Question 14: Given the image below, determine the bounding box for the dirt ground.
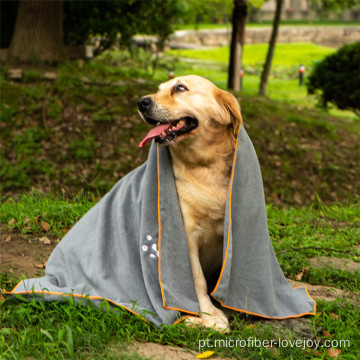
[0,229,58,279]
[1,229,359,359]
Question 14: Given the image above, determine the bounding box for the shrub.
[307,41,360,116]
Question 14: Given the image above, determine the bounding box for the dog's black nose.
[137,97,153,112]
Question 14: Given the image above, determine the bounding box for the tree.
[258,0,283,95]
[8,0,66,64]
[228,0,248,91]
[307,42,360,116]
[0,0,19,49]
[4,0,181,64]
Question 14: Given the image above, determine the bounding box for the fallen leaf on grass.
[308,349,321,356]
[34,263,46,269]
[8,218,15,226]
[62,228,70,234]
[22,225,33,233]
[294,192,302,204]
[246,324,256,329]
[330,313,339,320]
[265,345,279,357]
[5,235,12,242]
[196,351,215,359]
[327,348,341,358]
[295,267,309,281]
[322,330,333,338]
[41,221,50,232]
[39,236,51,245]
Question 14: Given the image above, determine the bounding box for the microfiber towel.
[5,127,316,326]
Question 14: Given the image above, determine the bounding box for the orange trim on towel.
[173,315,200,325]
[211,284,316,319]
[302,284,317,315]
[3,282,153,325]
[209,134,316,319]
[210,136,239,296]
[156,145,201,317]
[156,145,166,306]
[211,293,316,319]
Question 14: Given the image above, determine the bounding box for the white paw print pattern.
[142,234,159,259]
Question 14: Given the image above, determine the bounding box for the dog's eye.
[174,84,188,92]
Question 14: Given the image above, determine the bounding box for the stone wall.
[168,26,360,49]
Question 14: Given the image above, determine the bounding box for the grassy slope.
[1,45,359,358]
[1,49,359,205]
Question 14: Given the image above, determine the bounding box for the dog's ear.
[215,89,242,137]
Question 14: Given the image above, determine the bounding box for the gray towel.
[5,127,316,326]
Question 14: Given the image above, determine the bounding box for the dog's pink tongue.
[139,123,171,148]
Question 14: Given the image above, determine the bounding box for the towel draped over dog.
[6,127,316,326]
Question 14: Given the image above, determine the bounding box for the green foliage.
[178,0,233,27]
[310,0,360,17]
[63,0,183,52]
[307,42,360,115]
[177,0,264,27]
[1,0,182,53]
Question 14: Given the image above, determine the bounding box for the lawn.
[167,43,335,67]
[1,193,359,359]
[163,43,356,118]
[1,45,358,203]
[175,20,360,30]
[1,43,359,359]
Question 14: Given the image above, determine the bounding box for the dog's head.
[138,75,242,148]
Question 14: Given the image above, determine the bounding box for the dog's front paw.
[201,307,230,332]
[184,307,230,333]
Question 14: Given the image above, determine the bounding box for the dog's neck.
[168,127,235,172]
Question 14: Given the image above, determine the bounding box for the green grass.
[1,193,359,359]
[175,20,360,30]
[1,295,359,359]
[163,43,358,119]
[167,43,335,67]
[0,191,96,237]
[267,200,360,291]
[1,193,359,291]
[1,48,358,201]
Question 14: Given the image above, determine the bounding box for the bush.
[306,41,360,115]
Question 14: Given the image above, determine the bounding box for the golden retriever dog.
[137,75,242,331]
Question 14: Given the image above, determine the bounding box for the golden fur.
[139,75,242,331]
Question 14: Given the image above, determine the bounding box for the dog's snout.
[137,97,153,112]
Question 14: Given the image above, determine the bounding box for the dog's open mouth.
[139,116,198,148]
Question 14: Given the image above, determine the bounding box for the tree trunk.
[228,0,248,91]
[258,0,284,95]
[8,0,65,64]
